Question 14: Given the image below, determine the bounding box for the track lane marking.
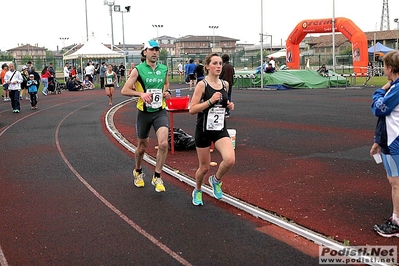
[55,102,192,266]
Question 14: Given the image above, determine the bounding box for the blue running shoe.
[192,189,203,206]
[208,175,223,199]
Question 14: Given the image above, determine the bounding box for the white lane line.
[55,102,192,266]
[106,99,389,266]
[0,100,85,266]
[0,244,9,266]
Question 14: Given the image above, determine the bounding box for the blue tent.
[368,42,394,54]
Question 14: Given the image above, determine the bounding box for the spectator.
[26,74,39,109]
[85,61,95,82]
[186,59,197,90]
[119,62,126,83]
[83,75,95,90]
[48,62,56,77]
[111,62,120,87]
[26,61,33,74]
[177,60,183,84]
[100,62,107,89]
[265,63,275,73]
[268,56,276,69]
[184,60,189,84]
[63,63,70,82]
[219,54,235,117]
[41,66,52,96]
[70,66,77,78]
[94,63,100,84]
[317,64,329,76]
[4,62,23,113]
[20,66,30,100]
[364,61,375,87]
[370,50,399,238]
[1,64,10,101]
[128,62,135,77]
[30,66,41,90]
[194,59,205,83]
[67,76,82,91]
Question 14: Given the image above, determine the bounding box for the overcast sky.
[2,0,399,51]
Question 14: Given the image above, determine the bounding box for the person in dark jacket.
[219,54,235,117]
[193,59,205,83]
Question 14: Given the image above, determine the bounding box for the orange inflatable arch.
[286,17,368,73]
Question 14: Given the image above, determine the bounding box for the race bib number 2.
[146,89,163,109]
[206,106,225,131]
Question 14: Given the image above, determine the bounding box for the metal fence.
[1,52,382,78]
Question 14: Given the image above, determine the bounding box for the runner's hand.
[227,101,234,111]
[370,143,381,157]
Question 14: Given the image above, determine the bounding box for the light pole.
[114,5,131,51]
[332,0,336,72]
[85,0,89,41]
[260,0,264,89]
[395,18,399,49]
[104,0,115,50]
[152,24,163,38]
[209,26,219,49]
[60,37,69,51]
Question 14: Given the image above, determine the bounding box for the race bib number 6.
[206,106,225,131]
[146,89,163,109]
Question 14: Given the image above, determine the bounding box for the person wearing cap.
[26,74,38,109]
[121,39,171,193]
[269,56,276,70]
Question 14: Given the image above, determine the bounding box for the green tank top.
[135,62,168,112]
[105,71,115,85]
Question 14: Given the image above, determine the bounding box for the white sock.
[392,213,399,225]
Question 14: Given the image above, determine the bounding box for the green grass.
[354,76,389,87]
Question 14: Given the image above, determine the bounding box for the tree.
[159,49,168,63]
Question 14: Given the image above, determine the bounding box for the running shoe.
[151,175,165,192]
[133,169,145,188]
[42,91,47,96]
[192,189,203,206]
[208,175,223,199]
[25,96,30,100]
[374,218,399,237]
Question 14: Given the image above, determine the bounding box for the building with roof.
[174,35,240,57]
[306,30,398,56]
[6,44,47,59]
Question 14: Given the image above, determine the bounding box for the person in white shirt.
[63,63,70,83]
[85,61,95,83]
[4,63,23,113]
[177,60,183,83]
[269,56,276,68]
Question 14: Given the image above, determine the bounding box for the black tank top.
[196,79,228,132]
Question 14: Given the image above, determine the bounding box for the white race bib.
[146,89,163,109]
[206,106,225,131]
[106,78,113,84]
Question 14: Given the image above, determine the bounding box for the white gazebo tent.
[63,37,124,78]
